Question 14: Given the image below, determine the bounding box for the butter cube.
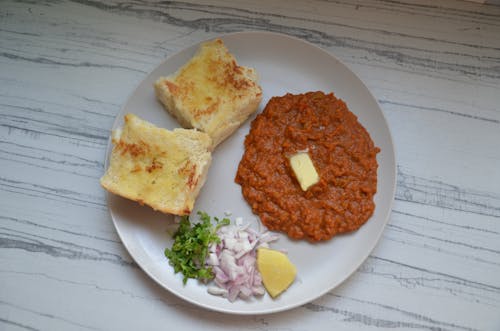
[289,151,319,191]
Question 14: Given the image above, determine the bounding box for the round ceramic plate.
[105,31,396,315]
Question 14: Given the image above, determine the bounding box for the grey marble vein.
[1,0,499,330]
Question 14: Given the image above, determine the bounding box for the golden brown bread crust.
[154,38,262,148]
[100,114,212,215]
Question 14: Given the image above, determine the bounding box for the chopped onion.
[205,221,279,301]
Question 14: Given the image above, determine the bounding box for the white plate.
[105,31,396,315]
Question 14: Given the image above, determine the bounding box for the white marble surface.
[1,0,499,330]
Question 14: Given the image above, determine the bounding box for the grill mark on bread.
[116,140,149,157]
[193,99,220,119]
[178,160,198,189]
[226,61,253,90]
[207,57,252,91]
[145,158,163,173]
[187,164,198,189]
[165,80,179,95]
[131,164,142,173]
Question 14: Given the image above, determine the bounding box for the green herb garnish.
[164,211,230,284]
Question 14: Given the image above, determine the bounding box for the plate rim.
[104,30,397,315]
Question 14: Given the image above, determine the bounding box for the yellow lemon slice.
[257,248,297,298]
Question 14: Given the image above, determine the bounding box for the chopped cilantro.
[164,211,230,284]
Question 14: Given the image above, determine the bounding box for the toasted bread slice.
[100,113,212,215]
[154,38,262,148]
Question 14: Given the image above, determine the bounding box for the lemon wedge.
[257,248,297,298]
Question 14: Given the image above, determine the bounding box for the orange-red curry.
[235,91,380,242]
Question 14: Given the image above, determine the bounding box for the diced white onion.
[205,221,278,302]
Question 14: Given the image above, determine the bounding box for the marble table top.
[1,0,499,330]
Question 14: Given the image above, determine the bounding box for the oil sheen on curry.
[235,91,380,242]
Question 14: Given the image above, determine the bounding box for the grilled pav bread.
[154,39,262,148]
[100,114,212,215]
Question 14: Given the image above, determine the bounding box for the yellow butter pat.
[289,151,319,191]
